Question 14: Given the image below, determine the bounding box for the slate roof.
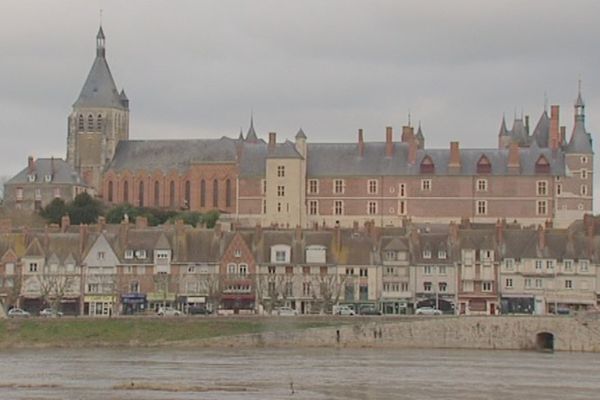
[566,116,593,153]
[6,158,86,186]
[107,138,238,172]
[532,111,550,148]
[73,29,126,110]
[266,141,303,159]
[305,143,565,177]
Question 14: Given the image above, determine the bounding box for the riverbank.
[0,316,345,349]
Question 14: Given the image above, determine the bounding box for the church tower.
[66,26,129,194]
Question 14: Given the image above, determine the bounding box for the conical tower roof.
[245,115,258,142]
[73,27,125,110]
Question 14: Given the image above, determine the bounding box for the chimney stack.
[408,138,417,164]
[560,126,566,145]
[385,126,394,157]
[401,125,414,142]
[268,132,276,150]
[27,156,35,173]
[495,219,504,245]
[61,215,70,232]
[507,142,520,173]
[358,129,365,157]
[537,224,545,250]
[549,105,560,150]
[525,115,530,134]
[448,141,461,173]
[135,216,148,229]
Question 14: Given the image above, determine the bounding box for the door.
[490,303,496,315]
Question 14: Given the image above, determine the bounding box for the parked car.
[359,305,382,315]
[8,308,30,318]
[189,306,212,315]
[276,306,298,316]
[415,307,442,316]
[157,307,181,316]
[334,305,355,316]
[39,308,64,317]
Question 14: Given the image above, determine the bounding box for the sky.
[1,0,599,209]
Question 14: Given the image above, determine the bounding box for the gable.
[83,234,120,267]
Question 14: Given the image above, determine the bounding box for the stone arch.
[535,331,554,351]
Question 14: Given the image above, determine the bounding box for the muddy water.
[0,347,599,399]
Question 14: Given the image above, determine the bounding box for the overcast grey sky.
[1,0,599,209]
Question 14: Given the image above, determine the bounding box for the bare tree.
[3,273,23,310]
[314,272,347,314]
[37,269,78,312]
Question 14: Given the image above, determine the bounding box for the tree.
[39,198,67,224]
[37,268,78,312]
[202,210,220,228]
[67,192,103,224]
[105,203,139,224]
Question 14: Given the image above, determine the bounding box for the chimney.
[401,125,414,142]
[358,129,365,157]
[215,222,222,238]
[119,220,129,248]
[135,216,148,229]
[507,142,520,173]
[408,138,417,164]
[79,224,88,257]
[549,105,560,150]
[385,126,394,157]
[97,216,106,232]
[335,222,342,251]
[449,221,459,243]
[495,219,504,245]
[61,215,70,232]
[537,225,545,250]
[525,115,530,134]
[50,156,55,176]
[560,126,566,145]
[268,132,276,151]
[27,156,35,173]
[448,142,461,173]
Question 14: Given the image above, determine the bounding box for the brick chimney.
[495,219,504,245]
[268,132,276,151]
[27,156,35,173]
[507,142,520,173]
[449,221,459,243]
[119,220,129,248]
[135,216,148,229]
[61,215,70,232]
[385,127,394,157]
[448,141,461,173]
[358,129,365,157]
[560,126,566,145]
[401,125,414,142]
[537,224,545,250]
[549,105,560,150]
[408,138,417,164]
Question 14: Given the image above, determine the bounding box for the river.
[0,347,599,399]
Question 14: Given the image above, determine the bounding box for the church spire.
[96,25,106,58]
[245,113,258,143]
[566,83,592,153]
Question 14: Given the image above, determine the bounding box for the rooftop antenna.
[543,91,548,113]
[99,8,103,26]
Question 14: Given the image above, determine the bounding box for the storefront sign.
[84,295,115,303]
[186,296,206,303]
[147,292,176,302]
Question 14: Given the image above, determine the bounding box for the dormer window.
[44,174,52,183]
[135,250,147,259]
[476,155,492,174]
[27,174,36,182]
[420,155,435,174]
[423,249,432,259]
[234,249,242,258]
[535,155,550,174]
[124,250,134,259]
[438,250,447,259]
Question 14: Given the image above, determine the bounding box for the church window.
[123,181,129,203]
[200,179,206,207]
[213,180,219,208]
[87,114,94,130]
[154,181,160,207]
[476,155,491,174]
[138,181,144,207]
[97,114,103,130]
[107,181,113,202]
[420,155,435,174]
[78,114,84,130]
[226,179,232,208]
[184,181,191,209]
[169,181,176,207]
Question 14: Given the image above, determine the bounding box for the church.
[5,27,594,229]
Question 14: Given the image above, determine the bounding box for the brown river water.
[0,347,599,399]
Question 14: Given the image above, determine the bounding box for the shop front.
[221,293,255,313]
[381,299,412,315]
[178,296,208,314]
[121,292,147,315]
[147,292,177,312]
[417,295,455,314]
[83,295,115,317]
[500,295,534,314]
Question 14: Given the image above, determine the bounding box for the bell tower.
[67,26,129,194]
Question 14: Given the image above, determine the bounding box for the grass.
[0,317,342,348]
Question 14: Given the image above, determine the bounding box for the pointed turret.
[566,87,593,153]
[532,110,550,147]
[415,122,425,149]
[498,115,509,137]
[73,26,125,109]
[295,128,307,140]
[119,89,129,109]
[245,115,258,143]
[238,127,244,140]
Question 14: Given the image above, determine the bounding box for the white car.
[334,305,355,316]
[157,307,181,316]
[8,308,30,318]
[276,307,298,316]
[415,307,442,316]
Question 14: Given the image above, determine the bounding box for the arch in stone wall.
[535,331,554,351]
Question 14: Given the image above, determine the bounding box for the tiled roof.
[6,158,86,186]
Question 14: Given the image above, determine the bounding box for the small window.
[423,282,432,292]
[227,263,237,275]
[505,278,513,288]
[476,179,488,192]
[261,179,266,195]
[136,250,147,259]
[78,114,84,130]
[399,183,406,197]
[334,200,344,215]
[536,181,547,196]
[367,201,377,215]
[476,200,487,215]
[124,250,134,259]
[581,185,588,196]
[398,200,407,215]
[277,165,285,177]
[581,170,588,179]
[44,174,52,183]
[239,264,248,276]
[421,179,432,191]
[504,259,514,269]
[87,114,94,130]
[368,180,378,194]
[97,114,103,130]
[275,251,286,263]
[97,251,105,261]
[423,250,431,259]
[564,260,573,271]
[334,179,344,194]
[27,174,36,182]
[234,249,242,258]
[535,155,550,174]
[565,279,573,289]
[438,265,447,274]
[438,250,447,259]
[556,184,562,195]
[581,156,588,164]
[535,260,543,270]
[580,260,589,272]
[308,200,318,215]
[277,185,285,197]
[537,200,547,215]
[438,282,447,292]
[482,281,493,292]
[29,262,38,273]
[308,179,319,194]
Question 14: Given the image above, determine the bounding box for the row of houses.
[1,215,599,317]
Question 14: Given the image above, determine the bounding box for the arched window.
[87,114,94,130]
[169,180,176,208]
[200,179,206,208]
[78,114,84,131]
[97,114,103,130]
[107,181,113,202]
[225,179,232,208]
[476,155,492,174]
[123,181,129,203]
[213,179,219,208]
[535,155,550,174]
[420,155,435,174]
[138,181,145,207]
[154,180,160,207]
[184,181,191,209]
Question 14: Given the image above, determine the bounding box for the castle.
[6,27,594,229]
